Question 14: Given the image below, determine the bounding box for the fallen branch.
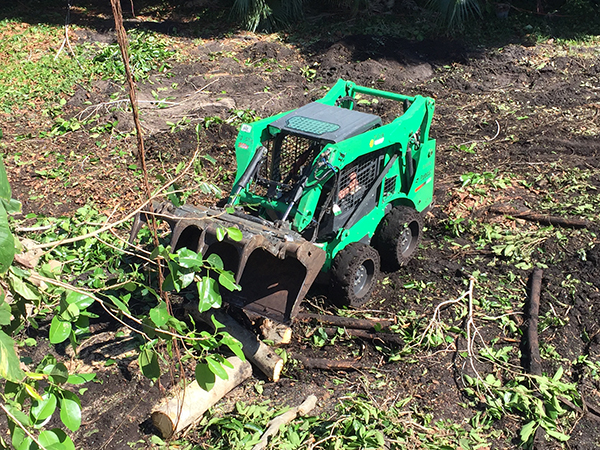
[525,268,545,448]
[188,307,284,382]
[296,312,395,330]
[526,268,543,377]
[151,356,252,438]
[489,205,593,229]
[251,395,318,450]
[323,327,405,346]
[295,355,363,371]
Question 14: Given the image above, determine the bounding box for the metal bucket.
[131,202,326,323]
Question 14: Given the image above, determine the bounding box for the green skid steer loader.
[131,79,435,323]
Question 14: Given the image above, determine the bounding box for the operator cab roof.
[268,102,382,143]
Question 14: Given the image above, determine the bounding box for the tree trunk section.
[188,307,284,382]
[151,356,252,438]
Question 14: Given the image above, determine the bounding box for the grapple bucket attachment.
[131,203,326,323]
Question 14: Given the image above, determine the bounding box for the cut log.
[251,394,318,450]
[151,356,252,439]
[489,205,593,229]
[259,318,292,346]
[187,306,284,382]
[295,355,363,371]
[526,268,543,377]
[525,268,545,449]
[296,312,395,330]
[323,327,405,346]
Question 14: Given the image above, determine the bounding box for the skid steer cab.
[131,79,435,324]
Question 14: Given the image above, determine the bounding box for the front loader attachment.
[130,202,326,323]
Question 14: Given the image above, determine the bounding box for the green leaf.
[49,316,72,344]
[211,315,226,330]
[0,203,14,273]
[60,391,82,432]
[162,272,176,292]
[5,198,21,215]
[31,392,58,423]
[7,410,30,450]
[107,294,131,315]
[138,348,160,380]
[8,272,39,301]
[216,227,226,241]
[520,420,537,443]
[67,373,96,384]
[179,271,196,290]
[0,330,26,381]
[38,428,76,450]
[544,427,570,441]
[150,302,170,328]
[207,253,224,270]
[177,248,204,269]
[49,363,69,384]
[195,362,216,391]
[553,366,564,382]
[226,227,243,241]
[197,277,222,313]
[0,297,12,325]
[0,157,12,201]
[123,281,137,292]
[206,355,229,380]
[60,302,80,322]
[65,291,95,309]
[220,333,245,361]
[219,271,241,292]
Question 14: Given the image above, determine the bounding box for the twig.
[324,327,405,346]
[189,78,220,95]
[456,120,501,147]
[54,0,83,69]
[27,273,216,343]
[251,395,318,450]
[14,224,55,233]
[0,403,48,450]
[296,312,395,330]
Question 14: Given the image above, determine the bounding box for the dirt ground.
[3,11,600,450]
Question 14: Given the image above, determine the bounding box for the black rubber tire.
[374,206,423,271]
[330,243,380,308]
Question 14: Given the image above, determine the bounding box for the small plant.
[300,64,317,82]
[166,116,191,133]
[463,368,580,446]
[227,108,260,127]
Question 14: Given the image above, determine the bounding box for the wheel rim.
[399,226,412,255]
[353,261,373,297]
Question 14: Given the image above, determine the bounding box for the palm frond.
[231,0,305,32]
[427,0,482,30]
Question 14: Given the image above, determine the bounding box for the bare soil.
[2,14,600,450]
